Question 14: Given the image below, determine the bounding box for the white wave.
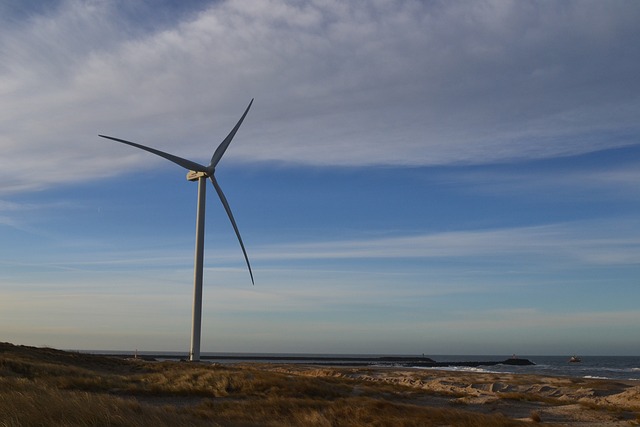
[412,366,503,374]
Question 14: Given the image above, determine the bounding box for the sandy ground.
[264,364,640,426]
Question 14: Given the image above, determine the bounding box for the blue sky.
[1,0,639,356]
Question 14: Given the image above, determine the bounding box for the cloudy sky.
[1,0,639,356]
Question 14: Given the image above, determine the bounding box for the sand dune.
[267,364,640,426]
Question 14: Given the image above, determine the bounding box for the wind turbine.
[99,99,254,362]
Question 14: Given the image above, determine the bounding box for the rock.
[501,358,535,366]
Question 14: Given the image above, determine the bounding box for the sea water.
[413,355,640,381]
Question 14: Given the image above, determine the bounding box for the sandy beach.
[264,364,640,426]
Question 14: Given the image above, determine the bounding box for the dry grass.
[497,392,564,405]
[198,396,526,426]
[0,342,536,426]
[0,379,208,427]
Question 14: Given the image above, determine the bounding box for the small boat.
[569,355,582,363]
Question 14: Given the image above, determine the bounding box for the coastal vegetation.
[1,342,638,426]
[0,343,521,426]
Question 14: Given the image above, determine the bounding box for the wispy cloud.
[253,219,640,266]
[1,0,639,194]
[9,217,636,274]
[429,161,640,199]
[0,199,77,230]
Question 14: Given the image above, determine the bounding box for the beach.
[264,363,640,426]
[1,342,639,426]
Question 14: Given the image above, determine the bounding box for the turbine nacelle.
[187,170,209,181]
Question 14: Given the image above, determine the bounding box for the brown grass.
[497,392,564,405]
[0,379,208,427]
[0,342,536,426]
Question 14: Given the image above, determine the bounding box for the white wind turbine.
[99,99,254,362]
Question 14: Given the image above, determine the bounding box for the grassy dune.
[0,342,531,426]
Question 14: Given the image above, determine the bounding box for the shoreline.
[104,352,640,382]
[105,352,536,368]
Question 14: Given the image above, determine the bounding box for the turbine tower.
[99,99,254,362]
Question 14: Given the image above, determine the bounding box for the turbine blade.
[209,99,254,168]
[210,176,254,285]
[99,135,208,173]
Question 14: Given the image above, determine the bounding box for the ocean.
[413,355,640,382]
[101,351,640,382]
